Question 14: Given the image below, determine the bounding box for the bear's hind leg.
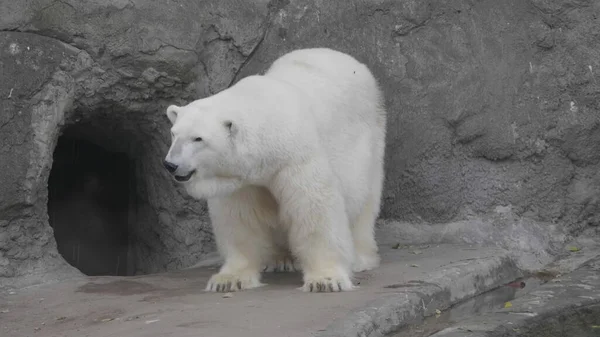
[351,195,381,272]
[262,249,300,273]
[205,187,277,292]
[352,144,384,272]
[262,228,300,273]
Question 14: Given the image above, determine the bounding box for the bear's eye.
[194,137,203,142]
[224,121,233,129]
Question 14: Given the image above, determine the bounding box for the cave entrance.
[48,131,134,276]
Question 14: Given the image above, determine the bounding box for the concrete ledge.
[428,257,600,337]
[0,244,526,337]
[318,255,522,337]
[4,241,597,337]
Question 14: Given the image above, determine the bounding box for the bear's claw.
[301,275,355,293]
[263,256,300,273]
[205,272,265,292]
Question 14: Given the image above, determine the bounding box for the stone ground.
[1,2,599,335]
[0,244,520,337]
[3,0,600,286]
[2,240,599,337]
[427,256,600,337]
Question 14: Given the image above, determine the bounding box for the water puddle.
[389,276,549,337]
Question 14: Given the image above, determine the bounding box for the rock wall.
[1,0,599,287]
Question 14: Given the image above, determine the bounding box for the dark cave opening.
[48,134,134,276]
[45,110,208,277]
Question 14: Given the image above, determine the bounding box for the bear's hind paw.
[352,253,381,272]
[205,271,265,292]
[263,256,300,273]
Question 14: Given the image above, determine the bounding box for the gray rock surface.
[0,0,272,286]
[238,0,600,225]
[427,256,600,337]
[0,244,530,337]
[1,0,599,287]
[1,242,597,337]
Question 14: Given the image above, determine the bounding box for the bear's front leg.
[205,187,278,292]
[269,159,356,292]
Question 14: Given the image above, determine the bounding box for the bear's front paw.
[263,255,300,273]
[301,272,355,293]
[205,271,265,292]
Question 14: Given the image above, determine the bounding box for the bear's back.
[265,48,383,124]
[265,49,386,210]
[264,48,383,146]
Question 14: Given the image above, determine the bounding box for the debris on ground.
[532,269,561,282]
[506,281,526,289]
[393,244,432,251]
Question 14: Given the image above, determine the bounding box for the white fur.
[164,48,387,293]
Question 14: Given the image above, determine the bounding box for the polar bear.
[163,48,386,292]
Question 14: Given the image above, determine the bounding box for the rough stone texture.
[0,0,271,286]
[0,32,80,281]
[317,251,524,337]
[428,256,600,337]
[0,244,527,337]
[1,0,600,287]
[238,0,600,227]
[0,238,597,337]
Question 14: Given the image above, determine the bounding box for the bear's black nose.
[163,160,178,173]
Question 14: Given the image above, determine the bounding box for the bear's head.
[163,101,244,199]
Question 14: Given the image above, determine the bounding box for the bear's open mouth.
[174,170,196,182]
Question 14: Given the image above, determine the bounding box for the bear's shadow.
[261,271,303,287]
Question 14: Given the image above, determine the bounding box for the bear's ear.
[224,120,237,136]
[166,105,180,124]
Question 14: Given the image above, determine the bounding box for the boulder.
[1,0,599,287]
